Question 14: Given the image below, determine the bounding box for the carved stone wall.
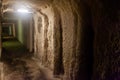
[2,0,120,80]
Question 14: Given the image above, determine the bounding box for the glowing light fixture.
[17,8,30,13]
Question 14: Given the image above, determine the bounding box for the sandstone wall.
[34,0,94,80]
[2,0,120,80]
[54,0,94,80]
[34,5,54,70]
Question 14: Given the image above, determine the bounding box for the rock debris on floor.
[0,38,61,80]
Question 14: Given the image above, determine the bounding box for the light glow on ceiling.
[17,9,30,13]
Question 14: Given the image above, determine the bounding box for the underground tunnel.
[0,0,120,80]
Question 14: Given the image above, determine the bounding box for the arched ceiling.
[2,0,53,13]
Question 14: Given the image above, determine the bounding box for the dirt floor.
[0,38,61,80]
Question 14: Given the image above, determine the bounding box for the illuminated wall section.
[17,18,24,44]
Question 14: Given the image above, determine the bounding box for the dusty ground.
[0,39,61,80]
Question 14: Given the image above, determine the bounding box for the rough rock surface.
[91,1,120,80]
[1,0,120,80]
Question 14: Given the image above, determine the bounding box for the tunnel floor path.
[1,38,60,80]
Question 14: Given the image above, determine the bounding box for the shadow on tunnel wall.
[74,2,94,80]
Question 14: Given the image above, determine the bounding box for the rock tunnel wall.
[53,1,94,80]
[34,5,54,69]
[34,0,94,80]
[34,0,120,80]
[1,0,120,80]
[91,1,120,80]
